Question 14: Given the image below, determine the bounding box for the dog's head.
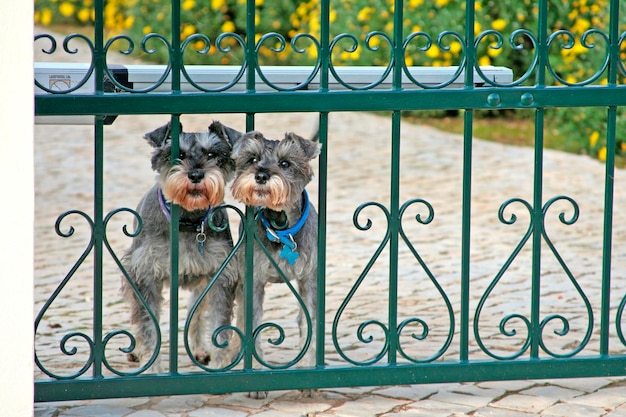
[230,131,321,211]
[144,121,242,211]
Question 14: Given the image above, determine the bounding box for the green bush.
[35,0,626,161]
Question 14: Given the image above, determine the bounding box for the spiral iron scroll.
[35,205,248,378]
[332,198,453,366]
[474,196,593,360]
[37,26,626,92]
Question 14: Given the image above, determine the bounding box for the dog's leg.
[296,273,318,397]
[190,269,237,369]
[186,282,212,366]
[234,278,269,399]
[124,276,164,373]
[297,274,317,368]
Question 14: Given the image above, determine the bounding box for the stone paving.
[34,28,626,416]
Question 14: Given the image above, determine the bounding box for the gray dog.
[230,129,321,377]
[121,121,239,373]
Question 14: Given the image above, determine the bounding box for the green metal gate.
[34,0,626,402]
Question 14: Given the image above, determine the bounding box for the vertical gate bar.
[168,0,182,374]
[459,0,475,363]
[601,107,616,356]
[316,112,328,367]
[530,110,544,359]
[171,0,181,94]
[93,117,105,378]
[599,0,620,356]
[529,0,548,359]
[386,0,404,364]
[316,0,330,368]
[388,111,401,364]
[319,0,330,93]
[169,115,181,374]
[243,0,257,371]
[92,0,105,379]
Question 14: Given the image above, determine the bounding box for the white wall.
[0,1,35,416]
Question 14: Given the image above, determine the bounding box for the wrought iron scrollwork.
[34,34,95,94]
[474,196,593,360]
[34,210,95,379]
[329,32,393,90]
[184,205,245,372]
[547,29,610,86]
[333,199,450,365]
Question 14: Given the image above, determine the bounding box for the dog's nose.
[188,170,205,183]
[255,170,270,184]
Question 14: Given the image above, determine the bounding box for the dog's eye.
[247,156,259,165]
[178,151,186,160]
[206,151,215,159]
[279,160,290,169]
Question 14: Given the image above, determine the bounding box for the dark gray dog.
[230,130,321,375]
[121,121,239,373]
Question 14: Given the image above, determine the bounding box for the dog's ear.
[144,121,183,148]
[231,131,264,158]
[209,121,244,147]
[285,132,322,159]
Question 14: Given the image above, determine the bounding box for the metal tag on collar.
[265,227,281,243]
[279,234,299,265]
[196,221,207,254]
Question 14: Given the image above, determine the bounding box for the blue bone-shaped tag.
[280,244,299,265]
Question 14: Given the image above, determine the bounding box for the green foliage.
[35,0,626,162]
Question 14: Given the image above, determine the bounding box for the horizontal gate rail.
[34,86,626,116]
[35,357,626,403]
[34,0,626,404]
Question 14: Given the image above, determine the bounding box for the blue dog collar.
[258,189,311,265]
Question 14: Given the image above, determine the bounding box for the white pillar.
[0,2,34,416]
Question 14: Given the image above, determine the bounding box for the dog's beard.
[162,167,226,211]
[231,173,290,211]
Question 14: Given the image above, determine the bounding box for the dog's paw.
[247,391,268,400]
[299,389,317,398]
[194,352,211,365]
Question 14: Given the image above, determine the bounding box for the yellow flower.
[330,10,336,23]
[491,18,507,32]
[143,25,152,35]
[478,56,491,66]
[435,0,449,6]
[211,0,225,11]
[474,22,482,36]
[405,55,414,66]
[124,16,135,29]
[565,75,577,84]
[182,0,196,11]
[41,8,53,26]
[449,41,462,55]
[425,47,440,59]
[221,20,236,33]
[181,24,196,40]
[357,7,373,23]
[487,43,502,58]
[59,2,76,17]
[589,131,600,148]
[77,8,91,22]
[598,146,607,162]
